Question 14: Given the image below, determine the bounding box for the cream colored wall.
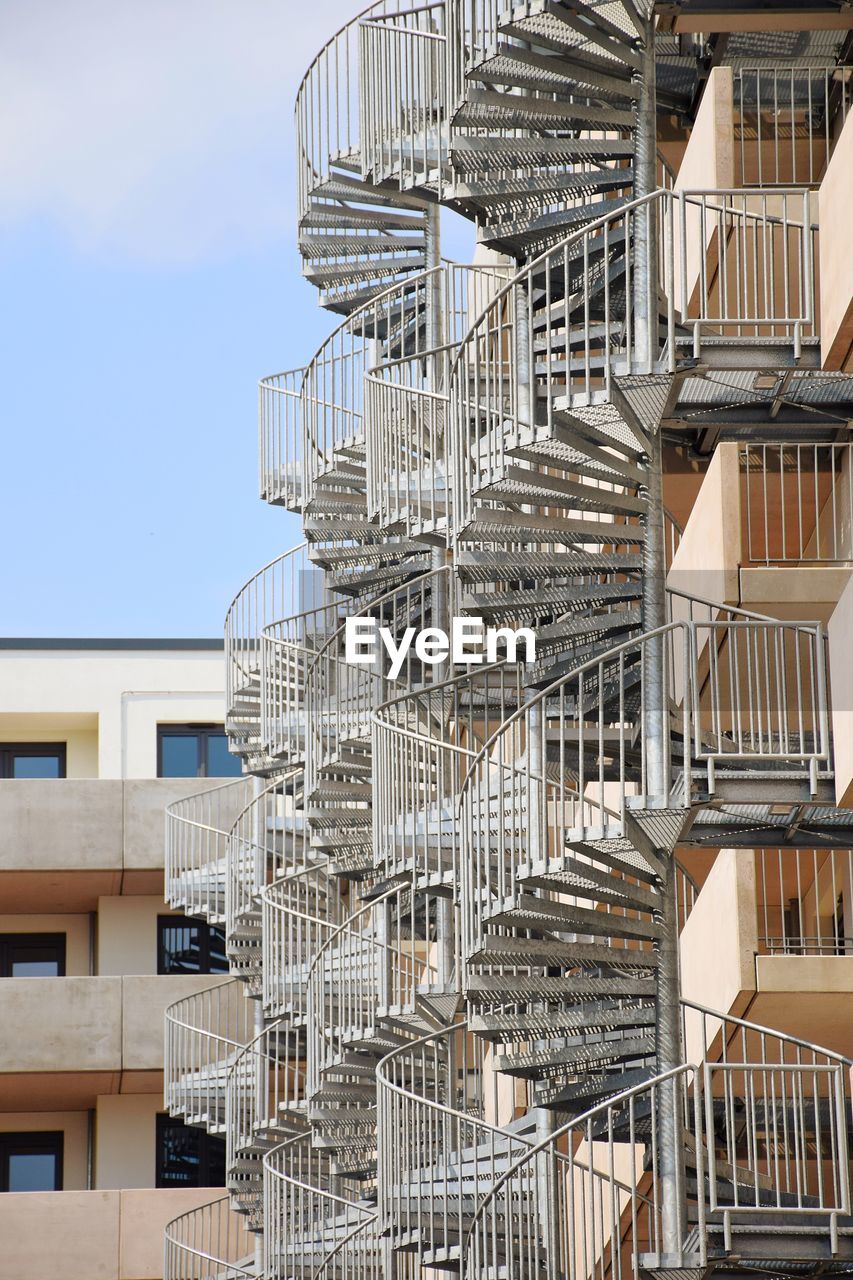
[828,573,853,806]
[668,442,741,609]
[95,1095,159,1190]
[0,648,226,778]
[819,108,853,370]
[680,848,758,1062]
[0,913,90,975]
[0,1111,89,1190]
[675,65,735,191]
[98,897,181,975]
[0,1187,234,1280]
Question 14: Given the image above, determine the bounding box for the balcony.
[0,1188,232,1280]
[0,975,224,1108]
[669,441,853,619]
[0,778,230,910]
[680,846,853,1058]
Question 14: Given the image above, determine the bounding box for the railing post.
[656,876,687,1261]
[633,10,658,373]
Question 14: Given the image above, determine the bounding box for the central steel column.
[634,9,685,1263]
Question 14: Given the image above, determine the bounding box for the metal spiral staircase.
[164,2,853,1278]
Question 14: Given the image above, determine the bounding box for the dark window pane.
[205,734,241,778]
[156,1116,225,1188]
[0,935,65,979]
[160,922,201,973]
[8,1152,57,1192]
[11,755,62,779]
[159,735,199,778]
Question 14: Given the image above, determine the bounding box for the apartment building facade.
[0,639,242,1280]
[163,4,853,1280]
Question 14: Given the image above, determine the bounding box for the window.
[156,1115,225,1188]
[0,934,66,977]
[0,1132,63,1192]
[0,744,66,779]
[157,725,241,778]
[157,916,228,975]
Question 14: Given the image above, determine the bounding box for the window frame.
[0,1131,64,1193]
[155,1114,225,1189]
[0,933,67,978]
[156,724,238,778]
[156,915,228,976]
[0,743,67,780]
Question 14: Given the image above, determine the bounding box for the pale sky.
[0,1,378,636]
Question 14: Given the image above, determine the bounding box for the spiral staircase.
[163,2,853,1279]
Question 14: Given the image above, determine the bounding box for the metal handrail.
[164,1196,255,1280]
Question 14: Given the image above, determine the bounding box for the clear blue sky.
[0,0,378,637]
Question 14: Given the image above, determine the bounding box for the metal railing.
[165,980,254,1134]
[735,65,853,189]
[263,1135,379,1280]
[458,617,830,969]
[165,778,255,923]
[226,1020,307,1224]
[360,2,450,195]
[756,847,853,956]
[378,1021,535,1265]
[306,885,439,1107]
[364,263,510,536]
[450,188,816,537]
[259,368,305,512]
[226,771,309,988]
[261,865,343,1020]
[295,0,437,220]
[742,442,853,565]
[682,1001,853,1224]
[224,544,321,748]
[164,1196,255,1280]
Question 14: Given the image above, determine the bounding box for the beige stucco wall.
[0,777,227,875]
[95,1095,160,1190]
[0,975,222,1074]
[0,1187,232,1280]
[675,65,735,191]
[0,1111,89,1190]
[0,648,226,779]
[819,108,853,370]
[98,897,180,976]
[680,848,758,1061]
[668,442,741,609]
[828,573,853,806]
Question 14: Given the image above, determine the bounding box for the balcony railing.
[756,847,853,956]
[164,1196,255,1280]
[735,65,852,189]
[164,979,254,1134]
[742,442,853,566]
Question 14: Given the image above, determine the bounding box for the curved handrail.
[165,777,256,922]
[164,1195,255,1280]
[462,1064,699,1276]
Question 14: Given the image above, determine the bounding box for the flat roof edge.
[0,638,224,651]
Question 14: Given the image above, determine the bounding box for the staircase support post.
[425,201,443,357]
[656,869,687,1260]
[633,10,658,374]
[634,9,687,1263]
